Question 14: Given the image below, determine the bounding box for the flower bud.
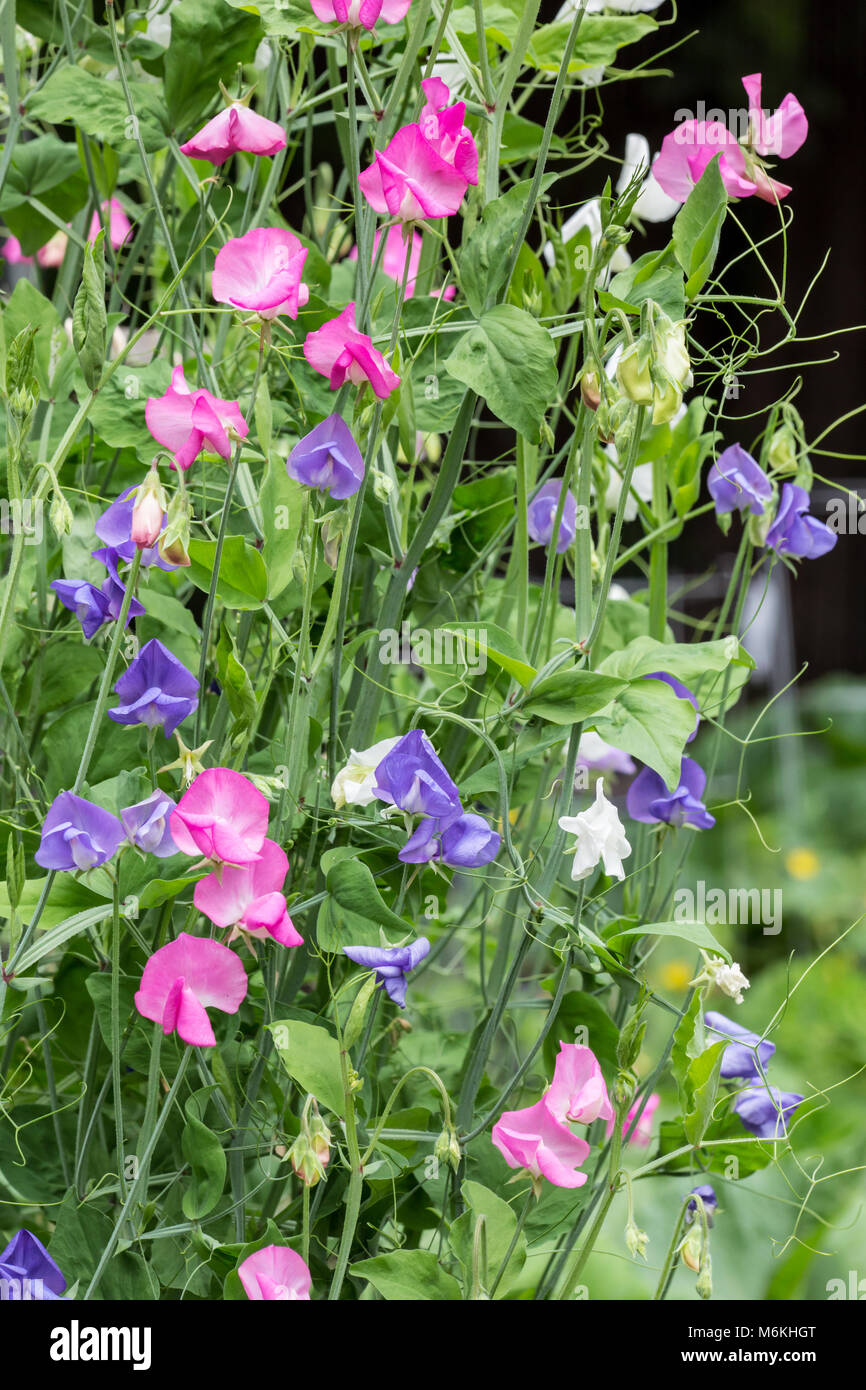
[616,308,692,425]
[625,1220,649,1261]
[680,1222,703,1273]
[131,466,167,548]
[580,371,601,412]
[433,1124,461,1173]
[158,485,192,567]
[696,1252,713,1299]
[767,423,799,476]
[49,489,74,538]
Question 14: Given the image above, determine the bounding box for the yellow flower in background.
[659,959,693,992]
[786,847,820,880]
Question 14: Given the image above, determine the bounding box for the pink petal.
[238,1245,311,1301]
[212,227,308,318]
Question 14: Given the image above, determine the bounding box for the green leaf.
[165,0,263,131]
[269,1018,345,1117]
[187,536,268,610]
[529,15,658,73]
[259,457,303,600]
[343,973,380,1051]
[0,134,88,254]
[599,244,685,322]
[591,678,701,787]
[445,305,557,442]
[612,920,731,961]
[541,989,620,1074]
[216,625,257,727]
[72,231,107,391]
[524,670,627,725]
[673,156,728,299]
[450,1181,526,1296]
[438,621,537,688]
[459,177,556,317]
[0,876,103,932]
[326,858,412,936]
[27,67,169,153]
[12,906,113,974]
[138,873,209,909]
[182,1110,227,1220]
[350,1249,462,1301]
[598,634,749,684]
[682,1041,728,1146]
[1,280,76,398]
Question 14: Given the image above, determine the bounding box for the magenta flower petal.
[238,1244,311,1300]
[212,227,309,319]
[492,1099,590,1189]
[145,366,248,471]
[302,303,400,398]
[88,199,132,248]
[545,1042,615,1126]
[134,932,249,1047]
[195,839,303,947]
[742,73,807,159]
[170,768,269,865]
[180,104,287,166]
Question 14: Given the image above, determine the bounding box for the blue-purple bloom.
[0,1229,66,1300]
[734,1085,803,1140]
[707,444,772,517]
[35,792,124,872]
[704,1010,776,1080]
[765,483,837,559]
[94,486,174,569]
[626,756,715,829]
[50,578,114,639]
[400,811,501,867]
[686,1184,718,1226]
[287,414,365,500]
[527,480,578,554]
[373,729,461,819]
[108,639,199,737]
[120,790,177,857]
[646,672,699,742]
[342,937,431,1008]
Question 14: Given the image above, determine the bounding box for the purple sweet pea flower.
[646,672,700,743]
[91,547,148,625]
[626,756,715,829]
[704,1010,776,1080]
[0,1230,66,1300]
[399,811,501,867]
[108,639,199,737]
[342,937,431,1008]
[707,444,772,517]
[373,729,461,819]
[686,1184,717,1226]
[94,487,175,569]
[734,1085,803,1140]
[35,792,124,872]
[120,790,177,857]
[765,483,837,559]
[287,414,365,500]
[527,480,578,554]
[50,578,113,639]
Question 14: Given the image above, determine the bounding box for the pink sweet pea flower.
[303,302,400,398]
[606,1092,661,1147]
[194,838,303,949]
[492,1099,590,1189]
[358,78,478,222]
[145,366,249,471]
[545,1042,615,1127]
[653,74,807,205]
[310,0,411,26]
[169,768,269,866]
[2,235,32,265]
[179,103,287,166]
[349,225,422,296]
[211,227,310,320]
[37,230,69,267]
[238,1245,311,1301]
[88,199,132,248]
[134,932,248,1048]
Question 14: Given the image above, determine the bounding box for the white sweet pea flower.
[330,737,401,810]
[694,955,751,1005]
[616,133,681,224]
[558,778,632,881]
